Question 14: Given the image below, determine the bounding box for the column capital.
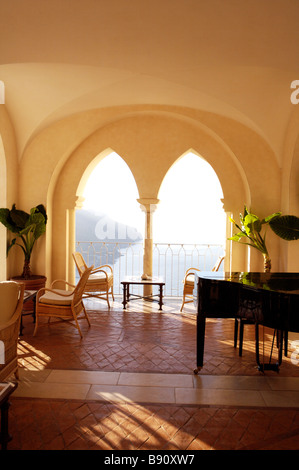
[220,198,233,214]
[137,198,160,213]
[75,196,85,210]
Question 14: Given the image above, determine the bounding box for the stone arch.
[155,143,249,272]
[155,148,226,238]
[75,148,117,207]
[51,142,143,284]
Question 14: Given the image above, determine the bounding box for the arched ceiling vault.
[1,0,299,165]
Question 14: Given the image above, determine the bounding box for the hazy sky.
[82,151,226,245]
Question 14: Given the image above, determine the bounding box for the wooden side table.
[12,275,46,313]
[20,290,38,335]
[0,382,17,450]
[121,276,165,310]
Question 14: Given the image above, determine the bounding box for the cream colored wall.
[0,135,6,280]
[283,107,299,271]
[0,107,20,280]
[2,104,290,284]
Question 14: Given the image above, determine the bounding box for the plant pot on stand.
[12,274,46,312]
[0,204,48,327]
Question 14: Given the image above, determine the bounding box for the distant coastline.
[75,211,224,296]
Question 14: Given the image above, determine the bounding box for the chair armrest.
[183,268,200,282]
[92,265,113,274]
[51,279,76,289]
[36,287,74,302]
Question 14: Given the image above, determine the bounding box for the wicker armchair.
[34,266,93,338]
[0,281,24,382]
[73,252,114,308]
[180,256,225,311]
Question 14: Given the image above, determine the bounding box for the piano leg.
[234,319,238,349]
[255,324,283,372]
[194,316,206,374]
[277,330,283,365]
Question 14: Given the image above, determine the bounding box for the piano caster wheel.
[193,367,202,374]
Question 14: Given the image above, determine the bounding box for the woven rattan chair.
[0,281,24,381]
[73,252,114,308]
[180,256,225,311]
[34,266,93,338]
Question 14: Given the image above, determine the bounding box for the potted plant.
[0,203,47,279]
[229,205,299,272]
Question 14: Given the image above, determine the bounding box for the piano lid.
[195,271,299,295]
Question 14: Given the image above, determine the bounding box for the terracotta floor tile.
[5,298,299,450]
[19,297,299,376]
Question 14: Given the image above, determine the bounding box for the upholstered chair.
[73,252,114,308]
[180,256,224,311]
[0,281,24,381]
[34,266,93,338]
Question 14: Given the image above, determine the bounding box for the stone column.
[67,196,85,285]
[138,198,159,296]
[222,198,250,272]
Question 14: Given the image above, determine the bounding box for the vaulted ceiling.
[1,0,299,159]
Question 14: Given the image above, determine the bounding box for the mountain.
[75,209,143,243]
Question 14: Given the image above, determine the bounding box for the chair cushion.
[0,281,20,325]
[39,289,73,306]
[87,272,113,285]
[185,274,195,286]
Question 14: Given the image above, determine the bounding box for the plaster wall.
[46,108,280,283]
[0,106,20,280]
[283,108,299,271]
[1,105,289,284]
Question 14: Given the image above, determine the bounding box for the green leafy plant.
[0,204,47,279]
[269,214,299,241]
[229,206,299,272]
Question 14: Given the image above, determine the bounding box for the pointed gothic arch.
[155,149,226,244]
[48,112,256,284]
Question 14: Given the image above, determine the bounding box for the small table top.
[121,276,165,285]
[0,382,17,406]
[24,290,38,302]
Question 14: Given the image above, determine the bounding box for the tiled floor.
[6,297,299,450]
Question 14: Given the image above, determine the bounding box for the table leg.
[159,284,163,310]
[255,324,281,372]
[127,283,130,301]
[122,283,127,309]
[32,296,36,323]
[194,316,206,374]
[20,294,37,336]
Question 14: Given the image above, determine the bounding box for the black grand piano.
[193,271,299,373]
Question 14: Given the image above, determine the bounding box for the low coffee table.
[121,276,165,310]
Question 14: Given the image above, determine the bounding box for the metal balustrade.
[75,241,225,296]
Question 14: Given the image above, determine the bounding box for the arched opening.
[75,151,144,292]
[153,151,226,296]
[49,111,251,286]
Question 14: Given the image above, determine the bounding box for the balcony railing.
[75,241,225,296]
